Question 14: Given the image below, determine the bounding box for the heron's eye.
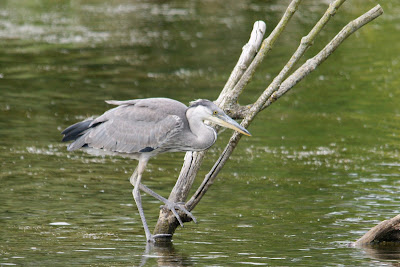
[213,111,218,115]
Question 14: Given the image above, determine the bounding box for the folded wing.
[65,99,185,153]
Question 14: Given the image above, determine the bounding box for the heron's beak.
[207,114,251,136]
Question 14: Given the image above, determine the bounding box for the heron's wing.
[80,102,184,153]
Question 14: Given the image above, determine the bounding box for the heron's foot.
[148,233,172,243]
[161,201,197,226]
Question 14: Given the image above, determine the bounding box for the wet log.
[355,215,400,246]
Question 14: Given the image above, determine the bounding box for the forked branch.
[189,1,385,212]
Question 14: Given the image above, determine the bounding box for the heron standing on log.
[61,98,251,242]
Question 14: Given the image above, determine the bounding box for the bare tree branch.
[187,0,354,212]
[153,19,269,236]
[226,3,384,118]
[152,1,384,241]
[182,0,303,212]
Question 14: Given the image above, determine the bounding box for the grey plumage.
[61,97,251,242]
[63,98,201,155]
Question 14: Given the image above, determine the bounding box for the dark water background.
[1,0,400,266]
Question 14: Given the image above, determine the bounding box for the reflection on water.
[364,245,400,261]
[352,244,400,267]
[139,242,193,267]
[1,0,400,266]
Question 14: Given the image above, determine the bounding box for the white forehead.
[189,99,223,113]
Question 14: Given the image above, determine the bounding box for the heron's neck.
[186,111,217,151]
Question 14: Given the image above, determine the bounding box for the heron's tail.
[61,119,93,151]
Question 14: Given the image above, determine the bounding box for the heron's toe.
[162,202,197,224]
[180,206,197,224]
[148,233,172,243]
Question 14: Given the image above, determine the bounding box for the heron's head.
[188,99,251,136]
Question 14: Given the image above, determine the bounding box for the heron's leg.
[132,159,152,241]
[131,159,171,242]
[130,167,167,204]
[129,167,197,226]
[129,166,138,186]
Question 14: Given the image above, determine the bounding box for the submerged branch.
[354,214,400,246]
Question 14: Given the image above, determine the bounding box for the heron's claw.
[161,201,197,226]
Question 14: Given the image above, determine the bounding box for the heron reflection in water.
[62,98,251,242]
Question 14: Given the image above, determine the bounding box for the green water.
[1,0,399,265]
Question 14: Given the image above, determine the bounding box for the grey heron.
[61,97,251,242]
